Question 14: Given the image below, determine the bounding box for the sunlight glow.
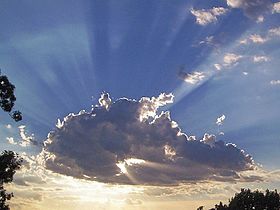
[125,158,146,166]
[116,161,128,174]
[116,158,146,174]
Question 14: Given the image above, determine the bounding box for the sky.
[0,0,280,209]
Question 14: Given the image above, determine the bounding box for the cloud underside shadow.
[41,93,257,185]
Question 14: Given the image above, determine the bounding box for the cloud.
[249,34,268,43]
[201,133,216,147]
[6,124,12,129]
[226,0,273,20]
[272,2,280,13]
[7,137,17,145]
[216,115,226,126]
[198,36,217,47]
[196,34,229,50]
[223,53,243,67]
[240,34,268,45]
[253,55,270,63]
[138,93,174,122]
[240,27,280,45]
[39,93,256,185]
[190,7,228,25]
[178,71,206,84]
[98,93,112,110]
[269,27,280,37]
[256,15,264,23]
[18,125,38,147]
[6,126,39,146]
[270,80,280,85]
[214,64,222,71]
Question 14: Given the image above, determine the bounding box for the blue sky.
[0,0,280,209]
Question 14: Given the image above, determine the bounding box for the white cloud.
[7,137,17,145]
[240,27,280,45]
[178,71,206,84]
[6,124,12,129]
[226,0,242,8]
[256,15,264,23]
[216,115,226,126]
[249,34,268,44]
[18,125,38,147]
[269,27,280,37]
[190,7,228,25]
[270,80,280,85]
[226,0,273,20]
[98,93,112,110]
[239,39,248,45]
[223,53,243,67]
[199,36,214,45]
[272,2,280,13]
[253,55,270,63]
[214,64,222,71]
[139,93,174,121]
[40,93,256,185]
[201,133,216,147]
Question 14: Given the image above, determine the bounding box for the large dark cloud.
[41,93,255,185]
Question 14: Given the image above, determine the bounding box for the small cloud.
[256,15,264,23]
[268,27,280,37]
[178,71,206,84]
[7,137,17,145]
[190,7,228,26]
[243,72,249,76]
[253,55,270,63]
[239,39,248,45]
[240,27,280,46]
[272,2,280,13]
[199,36,215,45]
[18,125,38,147]
[216,115,226,126]
[5,124,12,129]
[223,53,243,67]
[270,80,280,85]
[214,64,222,71]
[226,0,273,20]
[249,34,268,44]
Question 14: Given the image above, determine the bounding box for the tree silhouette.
[0,151,23,210]
[0,70,23,209]
[206,188,280,210]
[0,70,22,122]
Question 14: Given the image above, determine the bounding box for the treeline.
[198,188,280,210]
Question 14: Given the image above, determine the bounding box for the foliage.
[198,188,280,210]
[0,151,23,210]
[0,70,22,122]
[0,69,23,210]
